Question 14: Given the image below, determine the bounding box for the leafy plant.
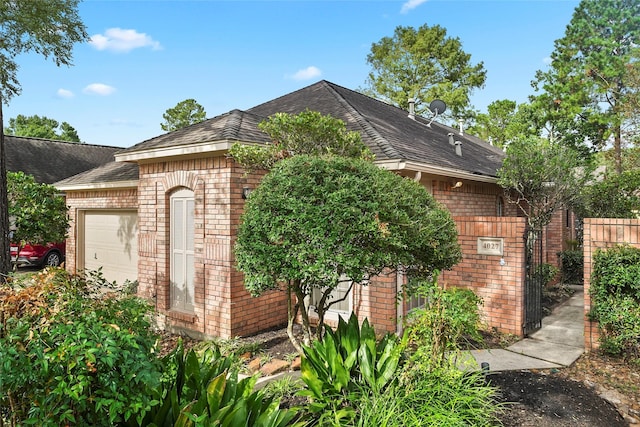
[262,375,304,403]
[0,268,161,426]
[589,245,640,360]
[7,171,69,269]
[396,367,501,426]
[137,342,302,427]
[533,263,559,287]
[558,249,584,285]
[403,275,483,368]
[298,314,404,425]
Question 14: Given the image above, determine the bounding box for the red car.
[10,242,66,268]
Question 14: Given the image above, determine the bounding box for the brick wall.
[136,156,288,339]
[432,180,519,217]
[583,218,640,350]
[441,216,527,337]
[356,271,399,334]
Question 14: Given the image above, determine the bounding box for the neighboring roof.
[55,160,138,190]
[5,135,121,184]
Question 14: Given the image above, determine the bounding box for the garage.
[81,210,138,285]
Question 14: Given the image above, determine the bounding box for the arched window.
[170,188,195,312]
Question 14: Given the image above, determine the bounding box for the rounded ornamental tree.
[235,155,461,351]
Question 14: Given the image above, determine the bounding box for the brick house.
[55,81,570,339]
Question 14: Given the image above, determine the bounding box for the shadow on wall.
[117,214,138,261]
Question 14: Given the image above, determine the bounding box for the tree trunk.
[614,124,622,174]
[286,281,303,354]
[0,102,11,283]
[293,282,312,347]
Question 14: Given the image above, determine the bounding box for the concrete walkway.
[460,288,585,372]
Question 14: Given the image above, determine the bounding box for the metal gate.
[523,227,543,335]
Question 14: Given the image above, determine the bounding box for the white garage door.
[83,210,138,285]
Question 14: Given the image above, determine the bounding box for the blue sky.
[4,0,579,148]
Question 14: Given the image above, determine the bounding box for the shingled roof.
[116,109,270,155]
[56,80,505,188]
[247,81,504,178]
[5,136,121,184]
[55,160,138,190]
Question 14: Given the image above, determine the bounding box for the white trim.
[114,140,237,162]
[374,159,499,183]
[55,180,138,192]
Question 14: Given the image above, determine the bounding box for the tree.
[7,171,68,268]
[497,138,593,229]
[531,0,640,173]
[235,155,461,352]
[229,109,374,172]
[364,24,486,121]
[0,0,87,282]
[621,47,640,147]
[160,98,206,132]
[573,168,640,219]
[5,114,82,142]
[469,100,542,149]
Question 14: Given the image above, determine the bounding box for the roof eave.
[55,180,139,192]
[375,159,499,184]
[115,140,237,163]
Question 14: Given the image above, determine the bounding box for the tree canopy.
[0,0,87,281]
[8,171,68,258]
[364,24,486,121]
[469,100,542,149]
[229,109,373,172]
[160,98,206,132]
[573,168,640,219]
[5,114,82,142]
[531,0,640,172]
[497,138,593,228]
[235,155,461,351]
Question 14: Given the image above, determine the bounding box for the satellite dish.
[426,99,447,127]
[429,99,447,115]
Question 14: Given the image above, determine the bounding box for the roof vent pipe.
[455,140,462,156]
[458,118,464,135]
[408,98,415,120]
[448,132,455,145]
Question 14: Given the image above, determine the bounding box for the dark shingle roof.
[5,136,121,184]
[248,81,504,177]
[117,109,270,154]
[60,81,505,188]
[55,160,138,189]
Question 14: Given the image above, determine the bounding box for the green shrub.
[403,276,483,368]
[558,249,584,285]
[590,245,640,360]
[0,268,161,426]
[533,263,559,287]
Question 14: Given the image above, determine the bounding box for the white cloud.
[289,66,322,81]
[401,0,428,14]
[83,83,116,96]
[89,28,162,53]
[543,56,553,65]
[57,88,74,98]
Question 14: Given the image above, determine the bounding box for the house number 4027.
[477,237,504,256]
